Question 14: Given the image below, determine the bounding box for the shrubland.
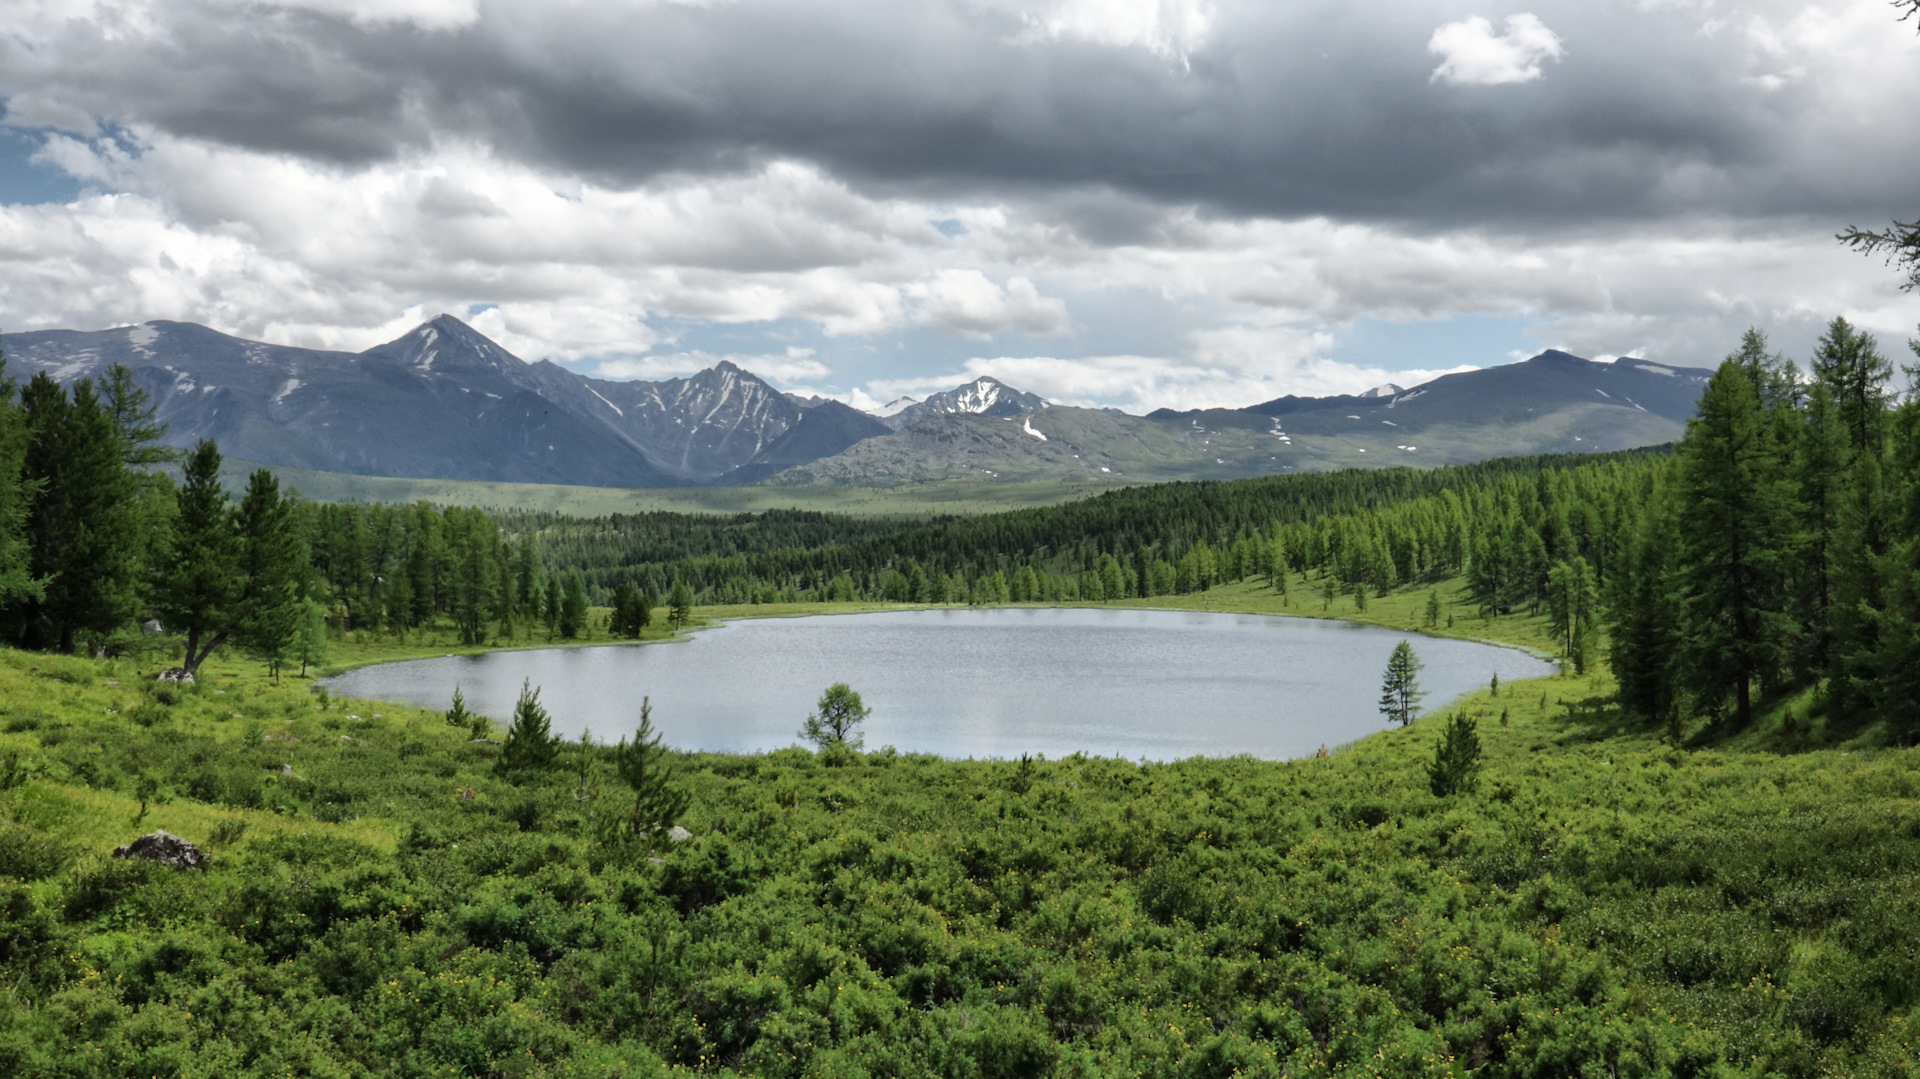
[0,581,1915,1077]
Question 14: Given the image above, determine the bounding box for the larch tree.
[1378,640,1425,727]
[1672,360,1799,727]
[613,696,689,839]
[234,469,305,681]
[802,682,870,750]
[0,348,43,612]
[154,440,240,674]
[18,374,141,653]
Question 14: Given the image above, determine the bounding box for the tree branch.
[1838,219,1920,291]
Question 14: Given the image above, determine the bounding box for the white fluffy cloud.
[1429,14,1566,86]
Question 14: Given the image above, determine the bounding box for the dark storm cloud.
[3,0,1915,229]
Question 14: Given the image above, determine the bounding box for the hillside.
[0,578,1912,1075]
[763,351,1707,486]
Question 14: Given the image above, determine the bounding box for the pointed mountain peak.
[882,374,1048,428]
[364,313,525,374]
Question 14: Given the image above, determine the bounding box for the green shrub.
[0,826,70,881]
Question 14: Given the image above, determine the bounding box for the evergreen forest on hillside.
[0,317,1916,1076]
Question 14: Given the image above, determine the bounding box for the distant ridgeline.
[1,319,1916,738]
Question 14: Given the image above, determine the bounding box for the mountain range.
[3,316,1712,489]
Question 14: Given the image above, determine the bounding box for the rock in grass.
[668,825,694,842]
[154,667,194,684]
[113,831,208,870]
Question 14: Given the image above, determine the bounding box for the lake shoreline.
[322,603,1557,762]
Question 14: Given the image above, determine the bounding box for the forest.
[0,314,1916,1076]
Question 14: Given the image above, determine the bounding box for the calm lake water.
[322,608,1555,761]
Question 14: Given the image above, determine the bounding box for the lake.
[322,607,1556,760]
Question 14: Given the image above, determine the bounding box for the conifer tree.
[667,580,694,629]
[560,571,588,638]
[1427,713,1482,797]
[802,682,871,749]
[614,696,689,838]
[1378,640,1425,727]
[0,349,42,611]
[497,679,562,775]
[235,469,304,679]
[16,374,141,652]
[154,441,240,673]
[1672,360,1799,726]
[1793,384,1847,678]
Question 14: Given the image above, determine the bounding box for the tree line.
[1608,320,1920,737]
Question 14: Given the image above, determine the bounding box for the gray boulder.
[113,831,208,870]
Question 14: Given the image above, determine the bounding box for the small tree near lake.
[668,581,695,630]
[1378,640,1426,727]
[1428,713,1483,797]
[802,682,870,751]
[614,696,689,839]
[497,679,562,775]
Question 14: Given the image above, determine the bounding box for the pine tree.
[497,679,562,775]
[1812,316,1893,460]
[668,580,694,629]
[295,599,329,677]
[1427,713,1482,797]
[235,469,304,680]
[0,347,43,611]
[613,696,689,839]
[154,439,239,672]
[1378,640,1425,727]
[1672,360,1799,726]
[1793,384,1847,678]
[1872,387,1920,740]
[16,374,141,652]
[560,571,587,639]
[445,685,473,727]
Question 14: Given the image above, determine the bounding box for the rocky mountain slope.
[3,316,879,487]
[879,376,1049,430]
[7,315,1710,491]
[763,350,1710,486]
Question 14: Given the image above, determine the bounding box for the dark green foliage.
[1672,359,1799,727]
[445,684,473,728]
[7,661,1920,1075]
[612,696,688,838]
[0,350,40,613]
[233,469,304,679]
[1427,714,1482,797]
[13,372,141,652]
[153,440,239,673]
[497,678,561,775]
[667,579,694,629]
[1378,640,1424,727]
[801,682,870,750]
[559,570,587,639]
[609,582,653,638]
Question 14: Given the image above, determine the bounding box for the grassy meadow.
[0,580,1916,1076]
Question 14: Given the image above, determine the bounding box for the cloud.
[1429,14,1566,87]
[909,270,1071,338]
[6,1,1918,226]
[1,0,1918,415]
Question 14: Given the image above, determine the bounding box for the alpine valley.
[5,315,1711,489]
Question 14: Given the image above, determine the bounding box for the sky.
[2,0,1918,413]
